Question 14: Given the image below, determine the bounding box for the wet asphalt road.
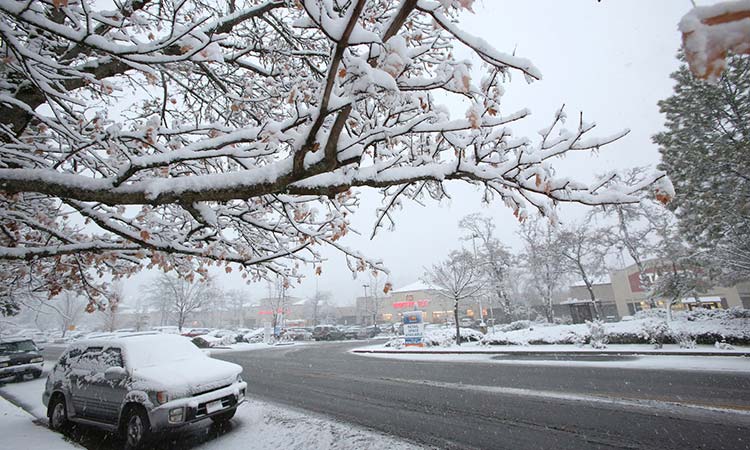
[33,342,750,449]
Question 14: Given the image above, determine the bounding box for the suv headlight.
[30,357,43,363]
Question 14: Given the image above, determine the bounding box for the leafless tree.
[0,0,671,315]
[146,273,215,331]
[459,213,515,322]
[55,292,87,336]
[263,277,290,331]
[519,218,568,323]
[307,290,332,327]
[557,219,612,320]
[226,290,250,329]
[98,283,123,332]
[425,249,485,345]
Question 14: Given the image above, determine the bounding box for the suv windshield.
[0,340,37,354]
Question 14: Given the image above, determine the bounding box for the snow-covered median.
[353,346,750,372]
[481,312,750,347]
[0,370,422,450]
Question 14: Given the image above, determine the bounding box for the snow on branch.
[680,0,750,80]
[0,0,668,308]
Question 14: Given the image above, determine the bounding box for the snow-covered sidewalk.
[0,373,423,450]
[0,394,82,449]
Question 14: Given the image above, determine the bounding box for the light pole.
[362,284,369,325]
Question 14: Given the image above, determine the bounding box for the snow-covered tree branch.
[0,0,671,311]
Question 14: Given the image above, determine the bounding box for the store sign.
[403,310,424,347]
[392,300,429,309]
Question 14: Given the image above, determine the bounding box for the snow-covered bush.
[639,320,671,349]
[384,338,405,349]
[715,340,735,350]
[634,309,668,320]
[586,320,608,349]
[685,307,750,321]
[672,329,696,349]
[243,328,265,343]
[498,320,533,332]
[424,327,484,347]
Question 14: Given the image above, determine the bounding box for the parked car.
[182,328,211,337]
[43,333,247,449]
[284,327,312,341]
[151,326,180,334]
[342,326,366,340]
[312,325,345,341]
[191,335,226,348]
[0,337,44,381]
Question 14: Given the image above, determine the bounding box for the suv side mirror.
[104,366,127,382]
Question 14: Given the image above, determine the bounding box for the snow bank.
[0,395,82,449]
[482,312,750,346]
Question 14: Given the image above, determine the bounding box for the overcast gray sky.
[124,0,707,306]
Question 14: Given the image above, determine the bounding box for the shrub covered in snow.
[423,327,484,347]
[586,320,608,349]
[497,320,533,332]
[243,328,265,343]
[639,320,671,349]
[482,310,750,347]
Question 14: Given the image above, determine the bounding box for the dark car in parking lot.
[0,337,44,382]
[312,325,345,341]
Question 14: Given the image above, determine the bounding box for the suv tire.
[123,407,151,450]
[48,394,69,431]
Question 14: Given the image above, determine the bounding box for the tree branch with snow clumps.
[0,0,670,311]
[680,0,750,80]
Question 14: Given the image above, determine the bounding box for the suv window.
[73,347,124,372]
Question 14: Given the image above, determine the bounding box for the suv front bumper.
[149,381,247,430]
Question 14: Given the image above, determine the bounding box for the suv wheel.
[124,407,151,449]
[210,407,236,424]
[48,394,68,431]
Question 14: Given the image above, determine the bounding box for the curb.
[352,349,750,357]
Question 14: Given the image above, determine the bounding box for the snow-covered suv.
[43,332,246,449]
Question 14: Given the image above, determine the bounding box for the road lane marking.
[380,377,750,419]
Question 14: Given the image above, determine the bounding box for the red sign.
[392,300,429,309]
[258,308,289,315]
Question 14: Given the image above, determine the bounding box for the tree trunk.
[454,298,461,346]
[585,283,601,320]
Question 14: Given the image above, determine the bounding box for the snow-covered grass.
[0,367,422,450]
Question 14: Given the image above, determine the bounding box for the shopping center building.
[564,259,750,322]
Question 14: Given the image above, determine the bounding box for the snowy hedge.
[482,312,750,346]
[384,327,484,348]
